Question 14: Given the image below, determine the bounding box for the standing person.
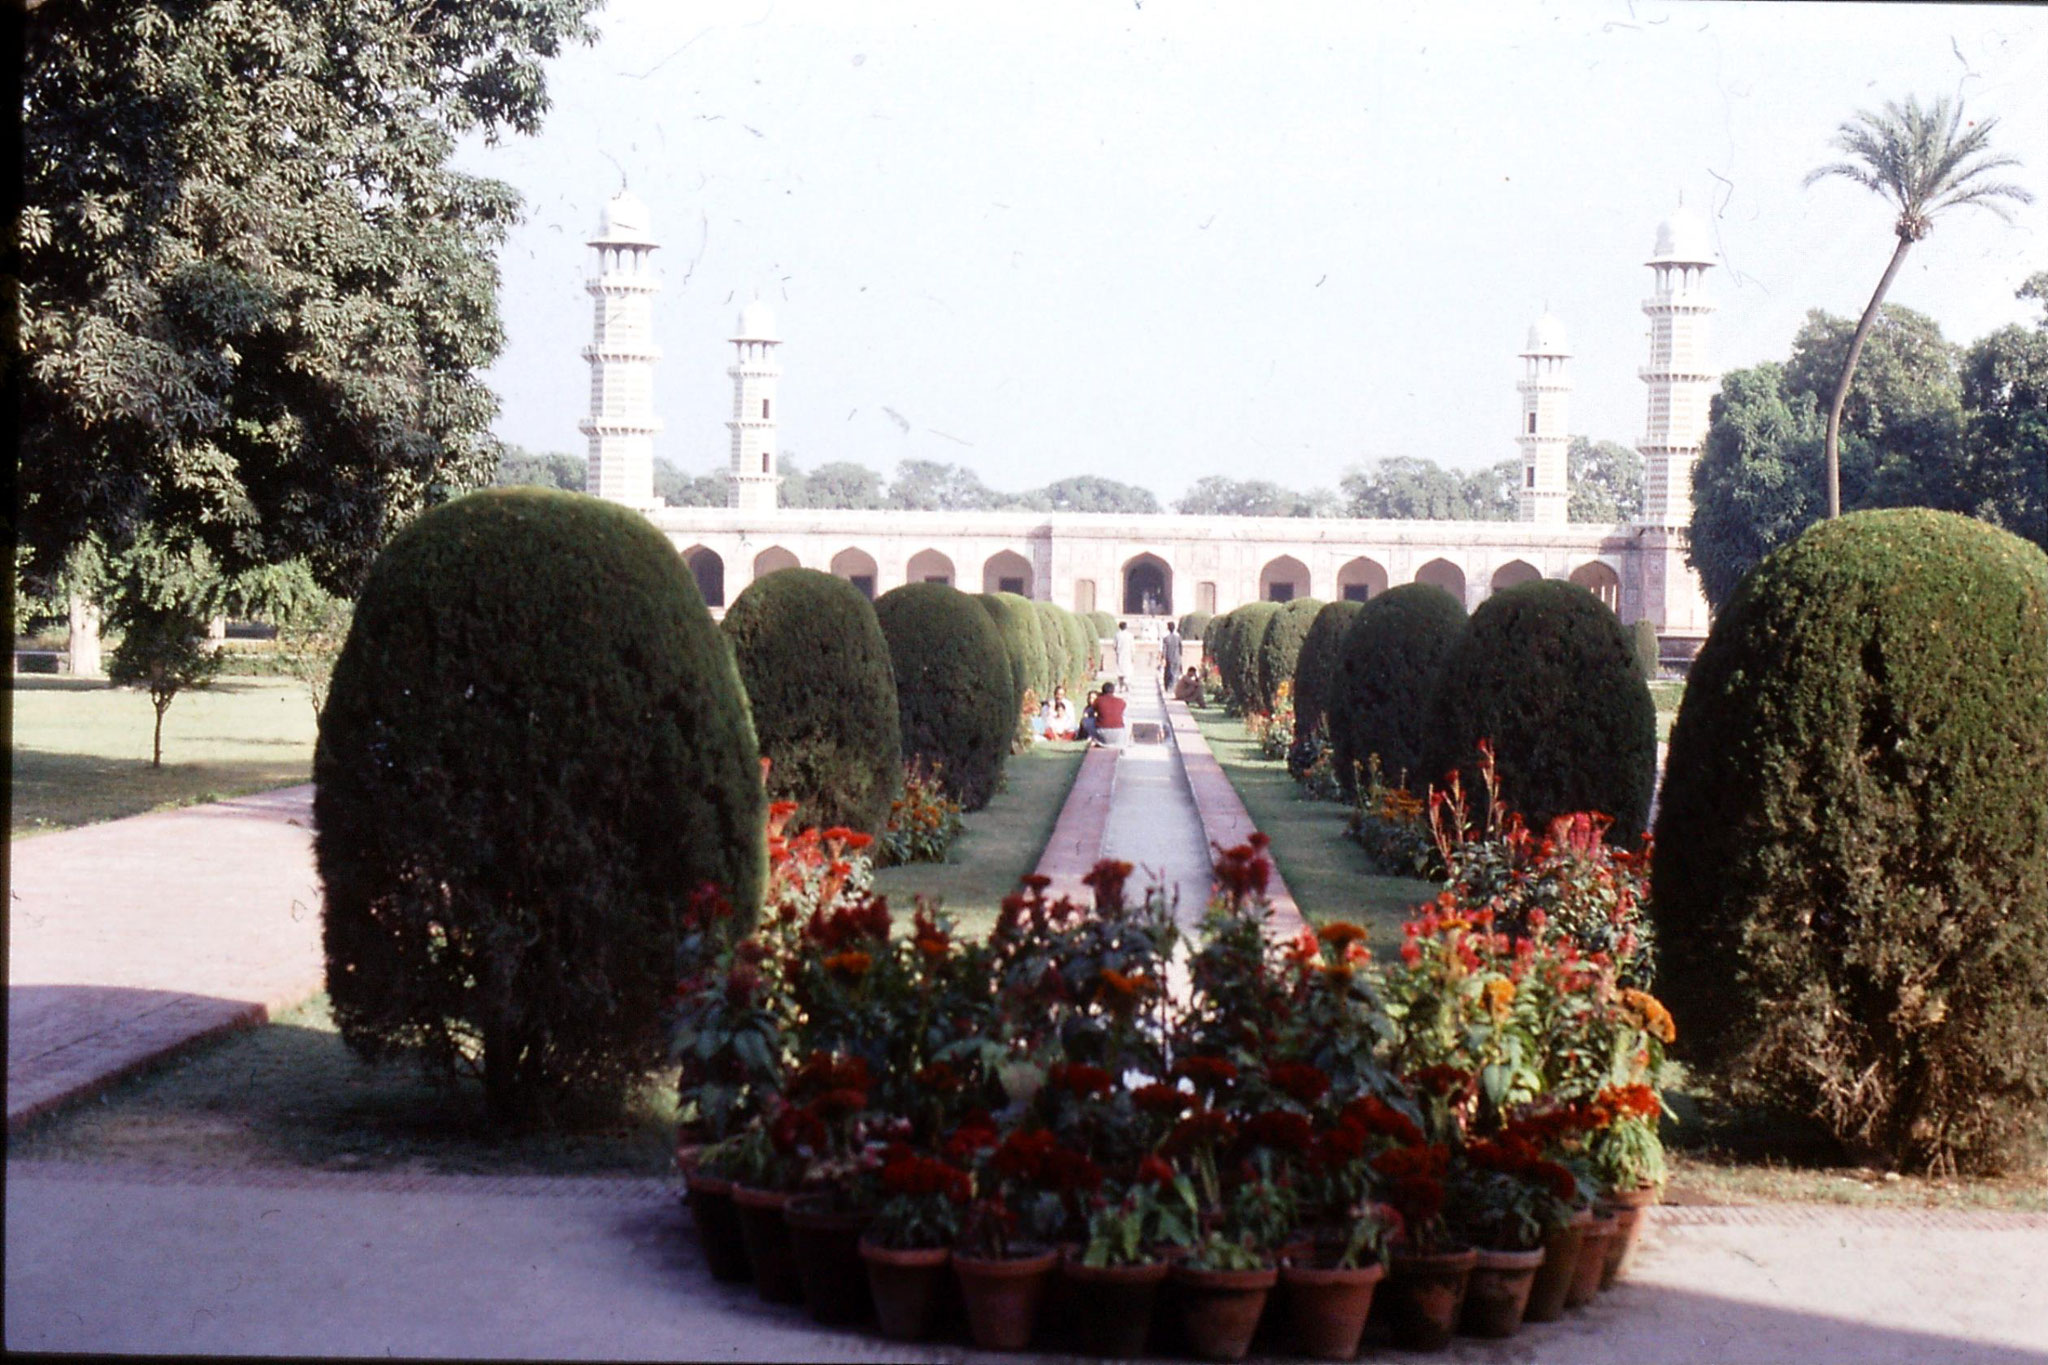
[1114,620,1134,689]
[1160,620,1183,690]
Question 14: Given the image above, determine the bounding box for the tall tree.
[18,0,599,597]
[1340,457,1470,519]
[1459,458,1520,521]
[1567,437,1644,522]
[493,446,587,492]
[888,459,1011,511]
[784,460,888,510]
[1174,476,1333,517]
[1802,94,2031,518]
[1687,364,1828,609]
[1023,475,1161,515]
[653,458,726,508]
[1958,272,2048,550]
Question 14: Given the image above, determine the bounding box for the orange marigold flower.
[1620,988,1677,1044]
[824,950,872,978]
[1482,978,1517,1020]
[1318,921,1368,948]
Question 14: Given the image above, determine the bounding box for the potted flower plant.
[723,1111,811,1305]
[1450,1135,1581,1338]
[777,1052,885,1325]
[949,1126,1090,1351]
[1062,1157,1198,1358]
[1374,1141,1476,1352]
[1168,1151,1295,1363]
[859,1145,970,1342]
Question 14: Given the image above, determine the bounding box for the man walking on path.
[1114,620,1134,687]
[1160,620,1182,689]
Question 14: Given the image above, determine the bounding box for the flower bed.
[672,750,1672,1355]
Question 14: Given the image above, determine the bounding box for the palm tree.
[1804,95,2031,518]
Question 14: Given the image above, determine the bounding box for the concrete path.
[6,786,324,1129]
[1099,676,1215,931]
[7,1159,2045,1362]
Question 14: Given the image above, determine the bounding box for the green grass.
[7,992,680,1177]
[10,674,319,838]
[1663,1151,2048,1212]
[1186,707,1435,953]
[1650,679,1685,743]
[873,738,1089,941]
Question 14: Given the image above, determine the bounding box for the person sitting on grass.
[1092,680,1129,748]
[1045,684,1078,740]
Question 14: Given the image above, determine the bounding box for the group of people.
[1026,619,1203,749]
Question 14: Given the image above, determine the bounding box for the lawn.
[1186,706,1435,953]
[10,674,319,838]
[872,738,1088,941]
[1650,678,1685,742]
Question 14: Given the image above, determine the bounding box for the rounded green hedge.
[1088,610,1117,641]
[1061,609,1097,690]
[1201,613,1227,681]
[1179,611,1213,646]
[1631,619,1661,681]
[1653,509,2048,1173]
[1292,600,1363,739]
[1328,584,1466,797]
[978,591,1050,713]
[722,568,902,836]
[1032,600,1072,696]
[1257,597,1324,714]
[876,583,1014,811]
[315,488,765,1124]
[1418,579,1654,843]
[1218,601,1279,711]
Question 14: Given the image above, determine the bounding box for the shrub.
[1088,609,1116,641]
[879,758,964,866]
[1217,601,1278,712]
[875,582,1014,811]
[1292,600,1362,740]
[1418,579,1655,845]
[721,567,902,836]
[315,488,765,1124]
[1179,610,1212,647]
[1653,509,2048,1174]
[1032,600,1072,696]
[1631,619,1660,681]
[1256,597,1323,714]
[978,591,1050,715]
[1063,609,1097,689]
[1327,584,1466,798]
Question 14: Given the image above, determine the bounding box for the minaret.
[726,299,782,512]
[1517,312,1572,524]
[1638,202,1718,526]
[578,191,662,507]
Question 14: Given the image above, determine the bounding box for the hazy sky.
[463,1,2048,503]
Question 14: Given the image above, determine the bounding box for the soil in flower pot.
[1599,1186,1659,1288]
[730,1186,803,1305]
[1384,1247,1478,1352]
[682,1171,752,1283]
[783,1195,874,1325]
[860,1238,949,1342]
[1171,1262,1278,1362]
[1278,1259,1385,1360]
[1459,1246,1545,1339]
[1563,1213,1619,1310]
[953,1247,1059,1351]
[1523,1210,1592,1323]
[1062,1254,1170,1358]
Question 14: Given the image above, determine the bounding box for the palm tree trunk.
[1823,235,1915,518]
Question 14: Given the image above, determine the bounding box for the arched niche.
[1260,554,1310,603]
[1569,560,1622,613]
[1122,553,1172,616]
[906,548,955,587]
[1414,557,1466,603]
[753,546,800,579]
[830,547,879,600]
[1490,559,1542,592]
[681,545,725,608]
[1337,557,1389,603]
[982,549,1033,597]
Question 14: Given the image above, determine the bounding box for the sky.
[462,1,2048,504]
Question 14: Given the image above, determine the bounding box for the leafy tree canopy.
[1338,455,1520,521]
[1568,438,1644,522]
[1021,474,1161,515]
[1174,476,1340,517]
[494,446,587,493]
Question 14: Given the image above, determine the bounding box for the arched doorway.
[682,546,725,608]
[1490,559,1541,593]
[1336,556,1388,603]
[906,548,954,587]
[982,549,1033,597]
[753,546,799,580]
[830,547,879,600]
[1122,554,1172,616]
[1569,560,1622,613]
[1414,558,1466,603]
[1260,555,1310,603]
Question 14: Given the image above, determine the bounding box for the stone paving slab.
[7,786,325,1129]
[1030,743,1119,903]
[1162,698,1307,936]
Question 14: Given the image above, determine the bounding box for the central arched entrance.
[1123,554,1171,616]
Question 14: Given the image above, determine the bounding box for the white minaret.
[579,191,662,507]
[1638,203,1718,527]
[726,299,782,512]
[1517,312,1572,524]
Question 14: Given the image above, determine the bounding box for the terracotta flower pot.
[1599,1185,1659,1288]
[1522,1209,1592,1323]
[1171,1262,1277,1362]
[1061,1254,1170,1358]
[860,1238,949,1342]
[682,1171,752,1283]
[953,1248,1058,1351]
[783,1195,874,1325]
[1459,1246,1545,1339]
[1563,1213,1619,1310]
[730,1186,803,1304]
[1278,1259,1385,1360]
[1384,1247,1478,1352]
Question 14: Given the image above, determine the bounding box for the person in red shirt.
[1091,681,1128,747]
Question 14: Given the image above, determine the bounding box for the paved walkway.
[6,786,325,1128]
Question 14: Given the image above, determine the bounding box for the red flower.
[914,1062,961,1094]
[1242,1109,1315,1154]
[1134,1083,1192,1116]
[1164,1109,1238,1158]
[1173,1056,1239,1091]
[808,1088,868,1122]
[1389,1173,1445,1225]
[1049,1062,1114,1099]
[944,1119,1000,1165]
[1081,859,1133,911]
[1136,1154,1177,1186]
[1340,1096,1425,1147]
[1267,1061,1331,1106]
[1371,1143,1450,1181]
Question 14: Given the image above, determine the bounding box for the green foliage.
[1328,584,1466,797]
[1689,363,1829,609]
[1291,600,1361,739]
[1088,610,1117,641]
[1568,437,1645,523]
[1032,600,1072,696]
[778,458,888,510]
[104,538,229,768]
[1060,609,1097,690]
[1215,602,1279,712]
[1024,475,1160,514]
[1420,580,1656,845]
[1340,455,1519,520]
[494,446,586,492]
[1175,477,1341,517]
[1178,611,1213,646]
[1256,597,1323,714]
[315,489,765,1125]
[1654,509,2048,1174]
[1957,275,2048,551]
[874,583,1014,811]
[18,0,599,597]
[977,591,1050,713]
[721,568,902,836]
[652,458,727,508]
[1631,619,1661,681]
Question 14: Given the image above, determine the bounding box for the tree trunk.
[151,694,170,768]
[1823,235,1915,519]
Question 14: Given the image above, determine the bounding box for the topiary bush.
[1218,601,1279,712]
[876,582,1014,811]
[978,591,1050,716]
[1256,596,1324,716]
[1418,579,1655,844]
[315,488,765,1125]
[1632,618,1661,681]
[1292,600,1363,739]
[722,567,902,836]
[1653,509,2048,1174]
[1062,609,1097,690]
[1088,609,1116,641]
[1328,584,1466,798]
[1179,610,1213,649]
[1032,600,1071,697]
